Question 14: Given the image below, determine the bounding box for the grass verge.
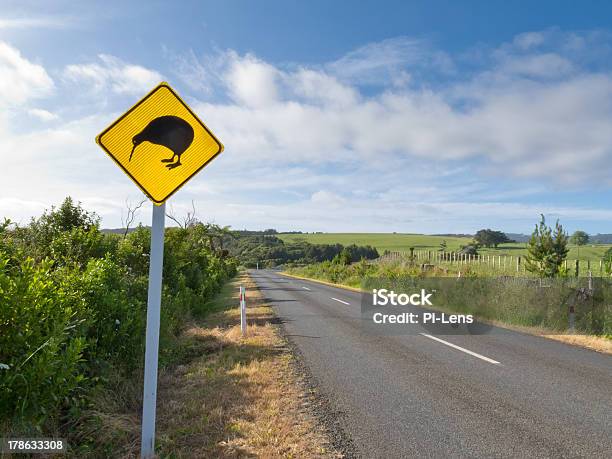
[83,272,339,458]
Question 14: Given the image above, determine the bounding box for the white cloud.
[28,108,58,121]
[166,48,216,94]
[290,69,359,107]
[64,54,163,95]
[224,52,280,107]
[2,33,612,233]
[327,37,454,85]
[0,16,73,30]
[497,53,574,78]
[310,190,346,207]
[513,32,546,50]
[189,36,612,187]
[0,41,54,105]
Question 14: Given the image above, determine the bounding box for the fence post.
[240,285,246,336]
[517,256,520,272]
[575,260,579,277]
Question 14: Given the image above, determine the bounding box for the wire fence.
[378,250,609,277]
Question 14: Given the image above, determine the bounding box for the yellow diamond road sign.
[96,82,223,204]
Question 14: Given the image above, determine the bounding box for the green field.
[278,233,612,262]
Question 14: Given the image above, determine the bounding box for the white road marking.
[302,286,311,291]
[419,333,501,365]
[331,297,350,305]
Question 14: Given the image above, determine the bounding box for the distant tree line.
[227,231,379,267]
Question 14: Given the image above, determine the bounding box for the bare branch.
[166,200,198,229]
[165,203,184,228]
[122,197,147,237]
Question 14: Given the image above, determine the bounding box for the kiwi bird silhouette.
[130,115,194,169]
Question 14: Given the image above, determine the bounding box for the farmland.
[279,233,612,263]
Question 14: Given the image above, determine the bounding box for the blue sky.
[2,1,612,234]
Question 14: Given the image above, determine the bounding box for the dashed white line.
[331,297,350,305]
[302,286,311,291]
[419,333,501,365]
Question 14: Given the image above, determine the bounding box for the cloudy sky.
[2,0,612,234]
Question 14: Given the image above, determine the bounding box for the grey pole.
[141,202,166,458]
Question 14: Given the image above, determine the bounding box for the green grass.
[278,233,612,262]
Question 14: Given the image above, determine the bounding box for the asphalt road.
[251,270,612,458]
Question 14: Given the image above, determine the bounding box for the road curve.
[251,269,612,458]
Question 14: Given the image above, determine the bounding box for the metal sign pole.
[141,202,166,458]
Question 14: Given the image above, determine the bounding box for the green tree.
[570,230,589,246]
[570,230,589,259]
[333,248,352,266]
[474,229,511,248]
[525,215,569,277]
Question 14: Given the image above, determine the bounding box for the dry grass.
[544,334,612,353]
[155,272,338,458]
[84,273,339,458]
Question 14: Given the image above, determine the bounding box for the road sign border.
[96,82,224,205]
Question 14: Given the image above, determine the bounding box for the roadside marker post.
[95,82,224,458]
[240,286,247,336]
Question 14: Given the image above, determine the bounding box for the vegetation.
[570,230,590,246]
[228,230,378,267]
[525,215,569,278]
[278,232,612,262]
[474,229,512,248]
[0,198,237,451]
[604,247,612,275]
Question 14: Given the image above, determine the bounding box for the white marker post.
[141,203,166,458]
[240,286,247,336]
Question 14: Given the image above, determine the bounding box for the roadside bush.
[0,198,237,437]
[0,256,88,430]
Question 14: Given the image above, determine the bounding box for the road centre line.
[419,333,501,365]
[331,297,350,305]
[302,286,311,290]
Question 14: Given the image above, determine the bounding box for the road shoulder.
[89,272,344,457]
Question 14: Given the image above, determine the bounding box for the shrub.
[0,198,237,436]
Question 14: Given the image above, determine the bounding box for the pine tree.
[525,215,569,277]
